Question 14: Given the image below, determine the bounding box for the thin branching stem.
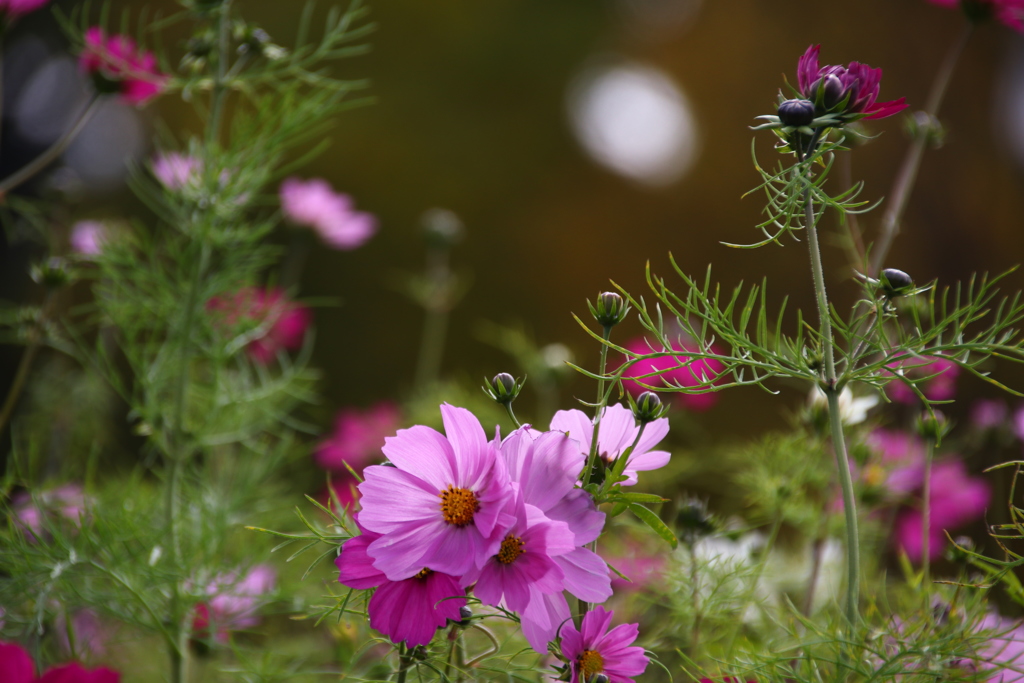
[827,389,860,628]
[922,435,936,591]
[207,0,233,148]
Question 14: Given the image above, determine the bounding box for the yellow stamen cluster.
[415,568,433,580]
[496,534,525,564]
[439,485,480,527]
[578,649,605,679]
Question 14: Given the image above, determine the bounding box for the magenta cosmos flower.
[336,521,465,647]
[0,641,119,683]
[797,45,907,121]
[0,0,49,20]
[79,28,167,106]
[358,404,515,580]
[206,287,311,364]
[12,484,88,542]
[620,337,723,412]
[192,565,276,642]
[316,402,402,509]
[928,0,1024,32]
[885,356,960,404]
[280,177,377,250]
[550,403,670,487]
[152,152,200,190]
[70,221,107,256]
[560,606,648,683]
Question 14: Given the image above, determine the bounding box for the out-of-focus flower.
[973,399,1009,431]
[885,356,960,404]
[70,221,107,256]
[336,521,465,647]
[79,28,168,106]
[796,45,907,121]
[808,386,878,426]
[56,610,109,658]
[892,459,990,563]
[559,606,648,683]
[192,565,276,642]
[206,287,311,364]
[927,0,1024,32]
[974,613,1024,682]
[549,403,670,487]
[279,178,377,250]
[11,485,88,542]
[315,402,401,510]
[152,152,200,190]
[607,538,664,593]
[0,0,49,20]
[619,337,723,412]
[0,640,119,683]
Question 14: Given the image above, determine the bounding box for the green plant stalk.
[804,180,861,626]
[414,249,453,391]
[0,293,54,439]
[688,540,702,657]
[922,436,935,590]
[725,514,782,659]
[207,0,233,148]
[868,22,972,277]
[503,402,522,429]
[580,325,613,491]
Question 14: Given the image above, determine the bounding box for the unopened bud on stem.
[589,291,629,328]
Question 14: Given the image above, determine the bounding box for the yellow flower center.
[415,568,433,580]
[578,649,605,680]
[496,534,525,564]
[439,485,480,527]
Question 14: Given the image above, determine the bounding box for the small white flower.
[809,386,878,425]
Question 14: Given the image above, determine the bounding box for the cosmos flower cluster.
[336,403,656,680]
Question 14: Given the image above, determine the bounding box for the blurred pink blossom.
[973,399,1010,431]
[315,402,401,510]
[11,485,88,542]
[0,0,49,19]
[69,221,107,256]
[885,356,960,404]
[79,28,167,106]
[927,0,1024,32]
[0,640,119,683]
[152,152,200,190]
[206,287,311,364]
[975,613,1024,682]
[192,565,276,642]
[619,336,724,412]
[56,609,110,658]
[279,177,377,250]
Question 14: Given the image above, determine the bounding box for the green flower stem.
[0,95,100,196]
[688,540,702,657]
[922,436,935,591]
[503,402,522,429]
[0,291,55,440]
[599,422,647,499]
[414,248,454,391]
[804,176,861,626]
[580,325,613,491]
[207,0,233,148]
[868,22,972,277]
[725,514,782,659]
[395,643,411,683]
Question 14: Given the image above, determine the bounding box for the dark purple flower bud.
[590,291,629,328]
[777,99,816,127]
[880,268,913,297]
[483,372,522,405]
[633,391,665,424]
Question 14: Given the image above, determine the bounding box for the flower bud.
[589,675,610,683]
[880,268,913,298]
[420,208,463,249]
[483,372,522,405]
[589,291,629,328]
[916,410,950,441]
[813,73,846,111]
[777,99,815,128]
[31,257,71,289]
[458,605,472,626]
[633,391,665,424]
[676,498,716,544]
[946,536,976,564]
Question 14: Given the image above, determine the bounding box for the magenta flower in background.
[79,28,167,106]
[152,152,200,190]
[560,606,648,683]
[550,403,670,487]
[336,523,465,647]
[206,287,311,364]
[796,45,908,120]
[315,402,401,473]
[192,565,276,642]
[56,610,109,658]
[0,0,49,20]
[892,459,990,562]
[975,613,1024,682]
[12,485,88,542]
[885,356,960,404]
[0,640,119,683]
[279,177,377,250]
[865,429,928,497]
[973,399,1009,431]
[69,221,107,256]
[358,404,516,580]
[619,337,723,412]
[928,0,1024,32]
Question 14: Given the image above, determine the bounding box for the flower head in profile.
[336,522,466,647]
[928,0,1024,32]
[357,404,516,580]
[280,177,377,250]
[206,287,311,364]
[796,45,908,121]
[0,0,50,21]
[560,606,648,683]
[550,403,670,487]
[0,640,119,683]
[192,565,276,642]
[619,337,723,412]
[79,28,167,106]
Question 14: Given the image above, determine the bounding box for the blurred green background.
[3,0,1024,442]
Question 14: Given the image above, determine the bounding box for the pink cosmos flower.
[192,565,276,642]
[357,404,516,580]
[0,0,49,20]
[79,28,167,106]
[152,152,200,190]
[69,221,107,256]
[619,337,723,412]
[928,0,1024,32]
[0,641,119,683]
[56,610,109,658]
[549,403,670,487]
[206,287,311,364]
[279,178,377,250]
[12,485,88,542]
[559,606,648,683]
[885,356,960,404]
[974,613,1024,682]
[892,459,990,562]
[973,399,1009,431]
[315,403,401,473]
[336,522,465,647]
[797,45,908,120]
